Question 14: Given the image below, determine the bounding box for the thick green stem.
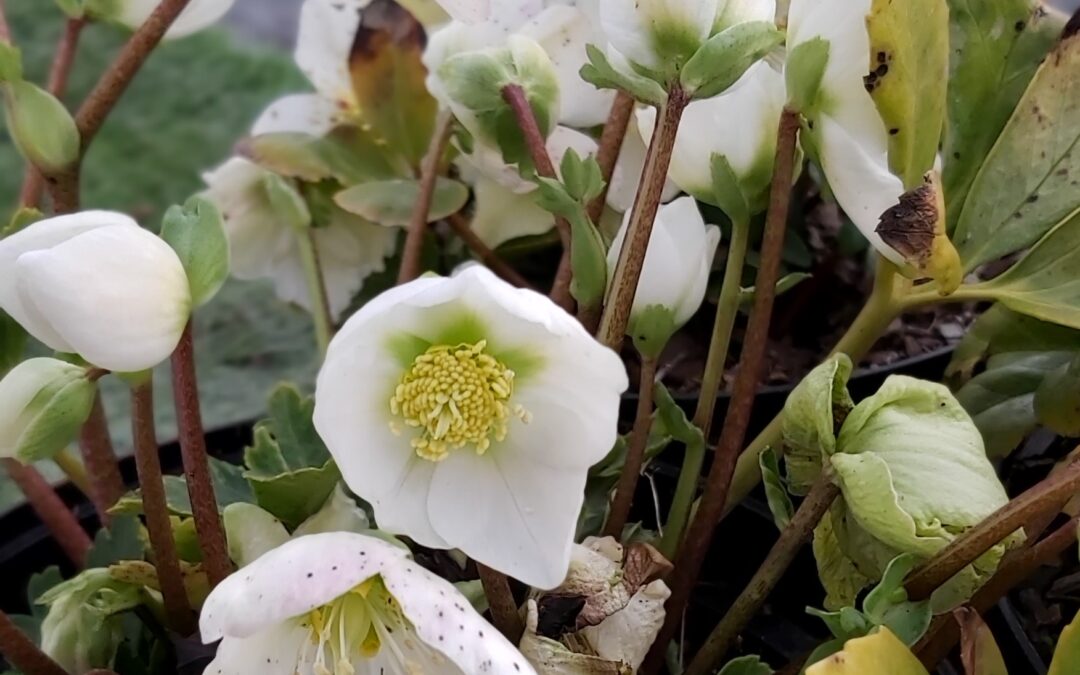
[723,259,909,514]
[660,217,751,558]
[294,227,334,356]
[597,87,690,349]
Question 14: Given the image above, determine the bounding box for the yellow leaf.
[1049,608,1080,675]
[805,628,929,675]
[866,0,949,189]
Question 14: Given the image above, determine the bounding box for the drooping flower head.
[314,266,627,588]
[0,211,191,373]
[201,532,536,675]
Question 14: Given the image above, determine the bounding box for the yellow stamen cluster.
[389,340,527,462]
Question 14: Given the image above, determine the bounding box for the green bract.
[160,196,231,308]
[2,80,80,174]
[0,358,97,463]
[782,357,1020,611]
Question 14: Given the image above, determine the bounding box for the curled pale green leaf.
[781,354,854,495]
[760,447,794,531]
[681,22,785,101]
[813,506,874,610]
[580,45,667,107]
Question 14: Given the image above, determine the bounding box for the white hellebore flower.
[202,158,397,321]
[606,197,720,356]
[99,0,237,39]
[425,0,615,128]
[787,0,908,265]
[201,532,536,675]
[0,211,190,373]
[598,0,775,74]
[638,61,786,213]
[314,266,627,588]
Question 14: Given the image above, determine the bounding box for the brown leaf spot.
[875,176,940,268]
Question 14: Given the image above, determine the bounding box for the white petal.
[470,174,556,248]
[714,0,777,31]
[436,0,494,23]
[201,158,296,281]
[0,211,137,344]
[598,0,717,71]
[296,0,367,108]
[641,61,786,199]
[381,558,536,675]
[204,621,310,675]
[312,209,397,319]
[518,6,614,127]
[112,0,236,39]
[817,115,905,265]
[428,450,588,589]
[252,93,346,136]
[787,0,873,110]
[14,225,191,372]
[199,532,410,642]
[369,457,450,549]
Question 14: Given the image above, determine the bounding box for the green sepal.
[2,359,98,463]
[628,305,677,361]
[681,22,784,100]
[580,44,667,107]
[160,196,230,307]
[785,38,829,116]
[710,153,750,226]
[3,80,80,173]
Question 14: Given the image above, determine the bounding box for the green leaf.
[160,196,230,307]
[759,447,793,531]
[786,38,829,116]
[954,606,1009,675]
[243,384,330,474]
[681,22,785,101]
[955,351,1074,457]
[710,153,750,226]
[1034,352,1080,436]
[863,554,931,646]
[865,0,950,188]
[345,0,437,169]
[970,211,1080,328]
[953,24,1080,271]
[942,0,1062,224]
[1049,608,1080,675]
[110,458,254,517]
[813,506,874,610]
[246,130,398,185]
[805,629,929,675]
[717,654,773,675]
[559,150,604,203]
[246,459,342,530]
[781,354,854,495]
[0,311,26,376]
[334,178,469,227]
[947,304,1080,381]
[86,516,144,569]
[580,44,667,107]
[28,567,63,620]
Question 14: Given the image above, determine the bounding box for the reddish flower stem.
[0,609,68,675]
[2,458,90,567]
[398,110,454,285]
[640,108,802,675]
[478,562,524,643]
[170,322,231,587]
[604,357,657,538]
[501,84,574,312]
[131,381,195,635]
[20,18,86,209]
[587,91,635,225]
[597,88,690,350]
[446,213,535,290]
[77,395,125,526]
[47,0,195,211]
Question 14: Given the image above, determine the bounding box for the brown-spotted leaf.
[876,172,962,293]
[866,0,950,189]
[954,607,1009,675]
[349,0,437,170]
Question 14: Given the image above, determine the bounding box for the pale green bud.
[0,358,98,463]
[2,80,80,173]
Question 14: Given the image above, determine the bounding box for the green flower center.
[389,340,529,462]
